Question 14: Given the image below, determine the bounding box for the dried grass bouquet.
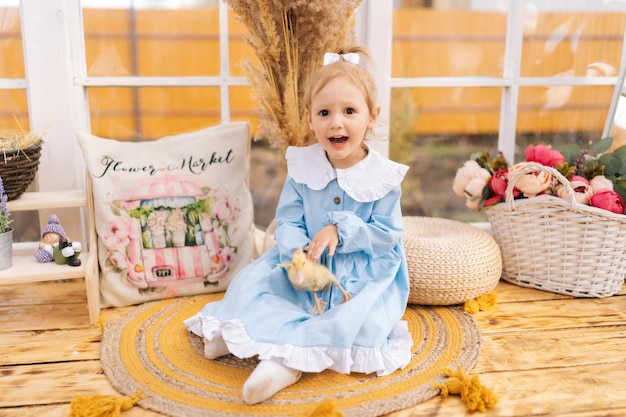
[226,0,362,149]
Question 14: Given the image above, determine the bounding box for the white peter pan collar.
[285,143,409,202]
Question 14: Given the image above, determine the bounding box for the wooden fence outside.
[0,7,624,139]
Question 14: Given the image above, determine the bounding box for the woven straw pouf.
[403,216,502,305]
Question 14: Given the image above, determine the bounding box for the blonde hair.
[303,46,378,121]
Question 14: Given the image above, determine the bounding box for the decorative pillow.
[77,122,254,308]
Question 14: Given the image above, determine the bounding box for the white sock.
[203,335,230,359]
[242,359,302,404]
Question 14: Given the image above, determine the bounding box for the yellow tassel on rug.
[433,367,497,412]
[95,315,106,331]
[68,392,142,417]
[304,399,344,417]
[464,291,498,314]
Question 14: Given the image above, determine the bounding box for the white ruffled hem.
[183,313,413,376]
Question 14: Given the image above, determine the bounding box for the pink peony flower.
[464,178,488,209]
[525,144,566,168]
[109,251,128,268]
[214,198,234,222]
[454,145,626,217]
[453,160,491,197]
[556,179,593,205]
[489,169,508,198]
[489,169,521,201]
[508,162,553,197]
[589,190,626,214]
[590,175,614,193]
[109,218,132,241]
[453,160,491,209]
[221,246,236,267]
[483,195,503,207]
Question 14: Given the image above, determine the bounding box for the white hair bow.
[323,52,360,66]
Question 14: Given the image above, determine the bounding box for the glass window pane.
[228,11,257,78]
[249,142,285,229]
[83,3,220,77]
[515,85,613,160]
[230,85,283,228]
[229,85,256,131]
[392,4,507,77]
[0,6,23,78]
[521,5,626,78]
[0,89,28,131]
[390,87,500,222]
[392,87,502,137]
[82,8,130,76]
[88,86,220,140]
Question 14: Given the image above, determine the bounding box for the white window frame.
[362,0,626,162]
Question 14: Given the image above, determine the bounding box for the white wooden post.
[497,0,525,163]
[20,0,91,243]
[359,0,393,157]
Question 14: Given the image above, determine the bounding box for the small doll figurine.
[35,214,82,267]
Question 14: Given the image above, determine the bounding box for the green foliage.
[389,89,419,164]
[181,196,213,226]
[555,161,576,180]
[558,144,582,166]
[128,205,154,220]
[557,137,626,202]
[472,151,508,173]
[593,136,613,154]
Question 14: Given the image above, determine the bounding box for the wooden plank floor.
[1,278,625,417]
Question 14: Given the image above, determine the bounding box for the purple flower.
[0,177,12,233]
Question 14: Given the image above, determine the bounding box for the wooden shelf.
[0,186,101,324]
[1,190,90,283]
[6,190,87,212]
[0,250,91,284]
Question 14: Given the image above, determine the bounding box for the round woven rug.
[101,293,482,417]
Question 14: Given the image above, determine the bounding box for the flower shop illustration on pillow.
[104,176,242,294]
[77,122,254,308]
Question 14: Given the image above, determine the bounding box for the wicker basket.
[403,216,502,305]
[0,141,42,200]
[485,163,626,297]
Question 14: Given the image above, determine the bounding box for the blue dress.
[184,143,412,376]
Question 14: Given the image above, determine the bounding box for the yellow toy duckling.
[279,246,351,315]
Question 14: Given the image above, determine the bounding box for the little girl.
[184,45,411,404]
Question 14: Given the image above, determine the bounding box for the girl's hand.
[305,224,339,262]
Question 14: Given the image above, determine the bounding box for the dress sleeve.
[323,186,404,258]
[273,176,312,262]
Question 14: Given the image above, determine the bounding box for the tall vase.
[172,229,186,247]
[0,228,13,271]
[151,229,167,249]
